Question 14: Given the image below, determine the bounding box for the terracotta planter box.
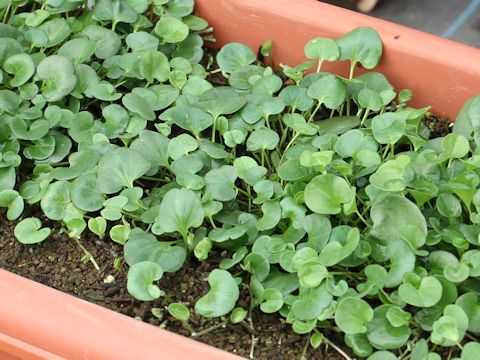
[1,1,479,359]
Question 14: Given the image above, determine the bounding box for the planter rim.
[2,1,480,359]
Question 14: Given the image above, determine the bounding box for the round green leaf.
[124,229,187,272]
[139,50,170,83]
[204,165,237,201]
[370,194,427,250]
[58,38,96,64]
[367,305,411,350]
[372,112,406,145]
[167,303,190,322]
[335,297,374,334]
[37,55,77,102]
[160,106,213,137]
[337,27,383,70]
[442,133,470,159]
[88,217,107,238]
[304,174,354,215]
[246,128,280,152]
[358,88,383,112]
[304,37,339,62]
[40,180,72,221]
[291,283,333,321]
[216,43,256,73]
[436,193,462,218]
[307,74,346,109]
[155,188,204,238]
[154,16,189,44]
[71,174,104,212]
[260,288,284,313]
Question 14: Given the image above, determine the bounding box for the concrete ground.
[323,0,480,48]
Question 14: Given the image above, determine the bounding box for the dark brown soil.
[423,112,452,138]
[0,211,345,360]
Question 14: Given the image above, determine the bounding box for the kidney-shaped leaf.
[372,112,406,145]
[4,53,35,87]
[367,305,411,350]
[0,189,24,220]
[127,261,164,301]
[195,269,239,317]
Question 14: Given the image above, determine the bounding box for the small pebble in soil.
[103,274,115,284]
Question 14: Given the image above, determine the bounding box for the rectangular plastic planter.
[1,1,479,359]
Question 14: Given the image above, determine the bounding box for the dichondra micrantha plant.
[1,0,480,358]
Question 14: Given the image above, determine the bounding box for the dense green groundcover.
[2,0,480,358]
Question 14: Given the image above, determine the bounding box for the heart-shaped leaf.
[14,217,51,244]
[97,148,150,194]
[398,276,443,307]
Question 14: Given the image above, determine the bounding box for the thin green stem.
[7,4,18,24]
[360,108,370,126]
[2,3,10,23]
[264,115,271,129]
[382,144,390,159]
[279,132,299,165]
[246,184,252,212]
[355,210,370,227]
[316,60,323,73]
[307,102,322,122]
[208,216,217,229]
[73,237,100,270]
[141,175,169,182]
[191,320,227,337]
[300,333,311,360]
[211,115,218,142]
[349,61,356,79]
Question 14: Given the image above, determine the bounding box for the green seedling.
[1,2,480,357]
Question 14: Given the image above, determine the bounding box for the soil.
[423,112,452,138]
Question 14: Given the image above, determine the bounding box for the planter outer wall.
[1,1,480,359]
[196,0,480,120]
[0,270,241,360]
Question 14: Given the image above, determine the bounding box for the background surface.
[323,0,480,47]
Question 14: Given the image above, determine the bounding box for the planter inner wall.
[196,0,480,120]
